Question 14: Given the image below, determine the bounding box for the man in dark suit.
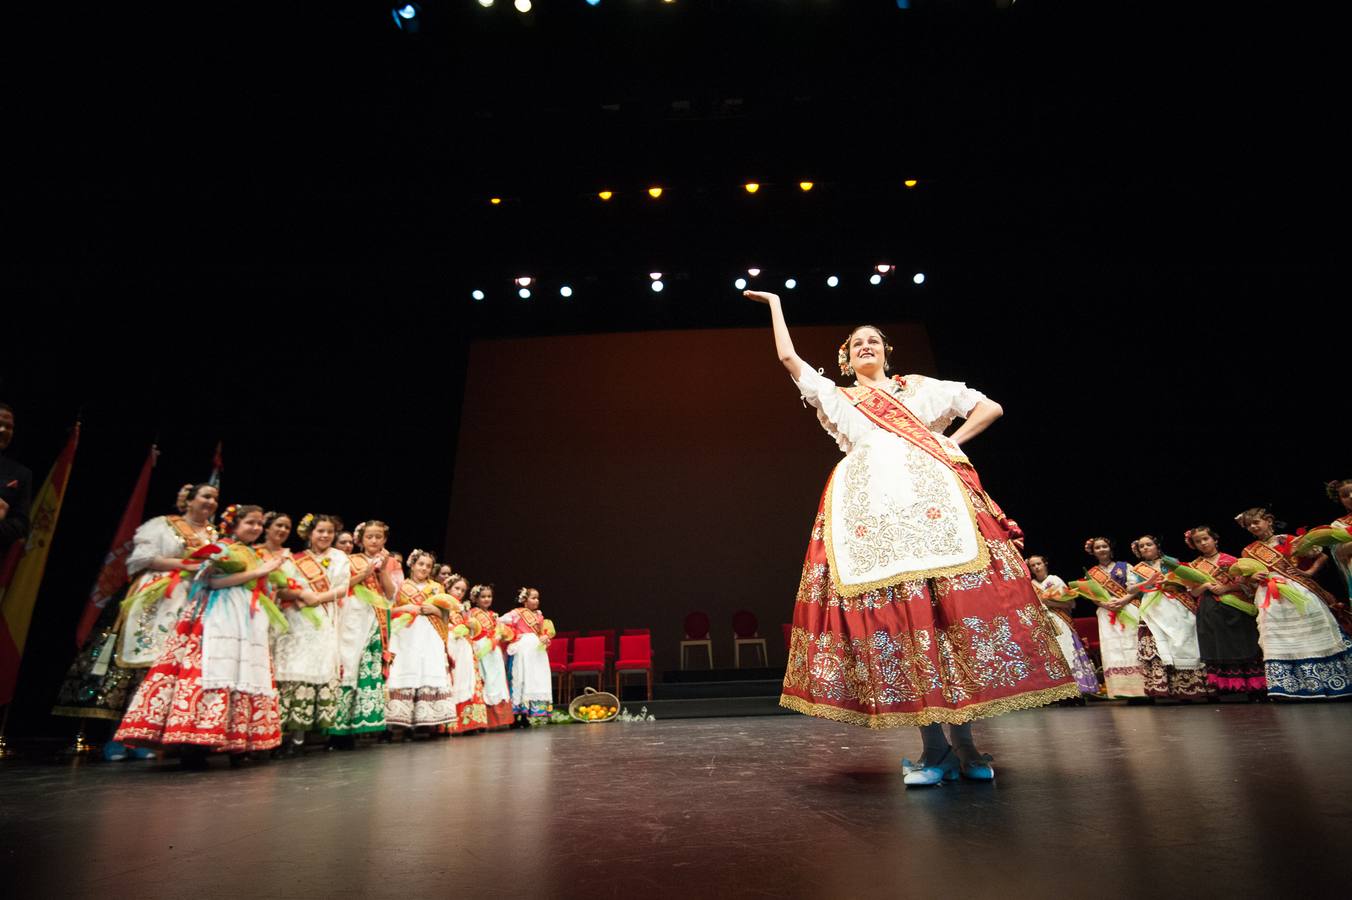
[0,402,34,554]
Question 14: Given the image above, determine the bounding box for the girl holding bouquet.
[1085,537,1147,699]
[500,586,556,724]
[469,584,515,730]
[385,549,456,733]
[1183,526,1265,695]
[1235,507,1352,699]
[115,504,286,763]
[1127,535,1210,700]
[1028,556,1099,695]
[272,513,346,750]
[443,574,488,733]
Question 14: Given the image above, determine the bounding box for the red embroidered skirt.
[781,481,1079,728]
[115,607,283,753]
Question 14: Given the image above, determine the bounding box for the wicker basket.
[568,686,620,723]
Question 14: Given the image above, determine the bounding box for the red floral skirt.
[781,480,1079,728]
[115,608,282,753]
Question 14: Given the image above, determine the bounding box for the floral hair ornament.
[296,512,317,541]
[219,503,240,534]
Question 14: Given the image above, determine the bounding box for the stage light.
[799,181,814,192]
[826,275,839,287]
[514,0,532,12]
[747,267,761,277]
[744,182,760,194]
[913,272,925,284]
[471,289,485,301]
[649,272,662,280]
[651,280,664,293]
[519,288,532,299]
[560,285,573,297]
[598,190,613,201]
[904,179,918,188]
[478,0,495,7]
[490,197,501,206]
[392,4,421,33]
[875,264,892,274]
[784,278,797,289]
[734,278,748,290]
[869,274,883,285]
[586,0,600,5]
[896,0,910,8]
[648,186,663,198]
[515,276,533,287]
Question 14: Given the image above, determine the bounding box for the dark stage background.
[446,324,935,671]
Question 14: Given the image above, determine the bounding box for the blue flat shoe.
[102,741,128,762]
[130,747,156,760]
[902,748,959,787]
[959,752,995,781]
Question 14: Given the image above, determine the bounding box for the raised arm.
[745,290,808,380]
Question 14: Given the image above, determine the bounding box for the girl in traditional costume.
[501,586,556,724]
[386,549,456,734]
[749,290,1076,786]
[253,511,293,564]
[52,484,220,760]
[443,574,488,733]
[329,519,394,742]
[1183,525,1265,695]
[469,584,515,730]
[1126,535,1210,700]
[114,505,286,764]
[1235,507,1352,700]
[271,513,346,752]
[1323,479,1352,598]
[1027,556,1099,695]
[1083,537,1147,699]
[335,531,355,554]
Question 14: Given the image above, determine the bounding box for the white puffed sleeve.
[1045,575,1068,592]
[125,517,181,577]
[792,365,876,453]
[906,375,988,433]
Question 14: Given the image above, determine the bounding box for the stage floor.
[2,702,1347,898]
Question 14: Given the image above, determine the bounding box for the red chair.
[621,628,650,636]
[782,623,793,652]
[732,610,767,668]
[680,612,713,670]
[588,629,617,676]
[1072,617,1102,669]
[567,636,607,696]
[548,637,571,700]
[614,633,654,701]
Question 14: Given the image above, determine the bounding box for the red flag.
[1,423,80,706]
[74,445,157,647]
[208,440,223,488]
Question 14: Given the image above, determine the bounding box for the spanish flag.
[0,423,79,706]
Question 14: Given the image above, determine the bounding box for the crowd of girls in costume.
[53,485,557,767]
[1027,479,1352,704]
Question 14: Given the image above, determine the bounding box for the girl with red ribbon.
[1184,526,1265,696]
[1235,507,1352,700]
[114,505,286,765]
[1084,537,1148,699]
[748,289,1077,787]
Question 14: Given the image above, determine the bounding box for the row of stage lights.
[488,180,920,206]
[394,0,677,28]
[470,265,926,301]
